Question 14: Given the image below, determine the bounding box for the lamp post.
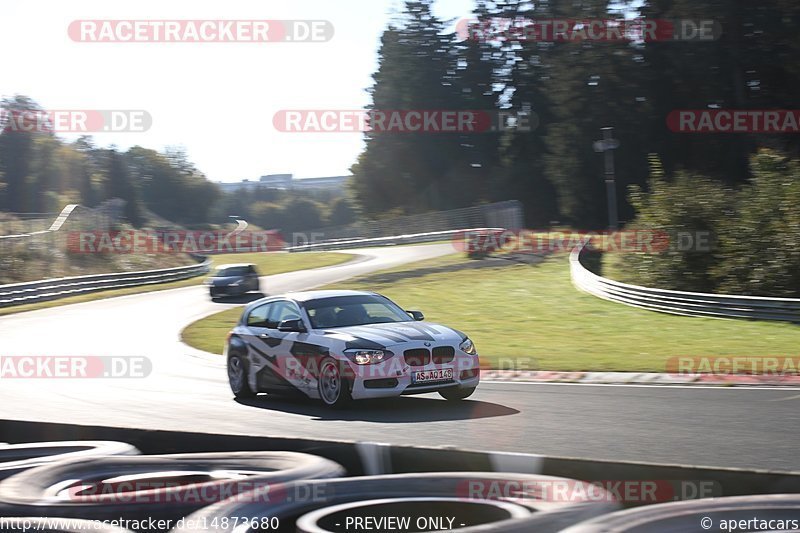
[593,127,620,230]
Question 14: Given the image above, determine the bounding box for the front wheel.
[228,354,255,398]
[318,358,352,409]
[439,386,476,401]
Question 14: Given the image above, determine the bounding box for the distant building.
[258,174,293,189]
[291,175,350,190]
[216,174,350,193]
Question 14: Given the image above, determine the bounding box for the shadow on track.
[210,292,266,304]
[234,394,519,423]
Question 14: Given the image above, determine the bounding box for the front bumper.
[345,353,481,400]
[210,285,246,297]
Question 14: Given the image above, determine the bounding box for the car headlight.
[460,338,477,355]
[344,349,391,365]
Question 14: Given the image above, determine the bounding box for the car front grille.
[404,347,455,366]
[404,349,430,367]
[432,346,455,364]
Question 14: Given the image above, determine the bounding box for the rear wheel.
[439,386,476,401]
[318,358,351,408]
[228,354,255,398]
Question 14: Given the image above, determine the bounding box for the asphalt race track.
[1,244,798,472]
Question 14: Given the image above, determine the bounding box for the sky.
[1,0,476,182]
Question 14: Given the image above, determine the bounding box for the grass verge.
[181,252,799,371]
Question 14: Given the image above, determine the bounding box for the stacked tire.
[0,443,345,532]
[175,473,621,533]
[0,441,140,481]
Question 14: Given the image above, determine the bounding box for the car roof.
[283,289,379,302]
[238,290,384,323]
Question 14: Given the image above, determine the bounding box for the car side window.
[247,265,257,275]
[268,301,302,328]
[247,303,273,328]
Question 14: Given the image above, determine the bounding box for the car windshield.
[215,266,250,277]
[304,295,412,328]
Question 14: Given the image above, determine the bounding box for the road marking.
[767,393,800,402]
[481,380,800,391]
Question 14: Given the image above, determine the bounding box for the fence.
[0,201,211,308]
[0,202,125,280]
[0,259,211,308]
[288,200,524,249]
[570,244,800,323]
[287,228,504,252]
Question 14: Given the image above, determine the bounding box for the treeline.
[615,149,800,297]
[352,0,800,228]
[0,96,358,234]
[214,187,357,235]
[0,96,219,226]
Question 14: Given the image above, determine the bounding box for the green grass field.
[0,252,353,317]
[181,252,800,371]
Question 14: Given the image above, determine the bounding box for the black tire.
[0,517,132,532]
[174,473,621,533]
[0,441,140,481]
[0,451,345,525]
[317,358,352,409]
[562,494,800,533]
[228,354,255,398]
[439,386,476,400]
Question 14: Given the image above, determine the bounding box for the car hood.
[318,321,467,350]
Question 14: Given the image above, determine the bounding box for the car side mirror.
[406,310,424,321]
[278,318,307,333]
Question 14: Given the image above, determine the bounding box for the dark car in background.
[207,264,261,298]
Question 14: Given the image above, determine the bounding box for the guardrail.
[293,200,524,243]
[286,228,504,252]
[570,244,800,323]
[0,258,211,308]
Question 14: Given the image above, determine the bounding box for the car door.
[240,301,287,392]
[263,300,316,394]
[246,265,260,291]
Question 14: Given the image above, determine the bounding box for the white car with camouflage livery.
[225,290,480,408]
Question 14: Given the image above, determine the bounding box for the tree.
[352,1,463,215]
[103,148,143,226]
[327,197,357,226]
[0,96,42,211]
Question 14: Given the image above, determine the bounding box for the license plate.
[412,367,453,384]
